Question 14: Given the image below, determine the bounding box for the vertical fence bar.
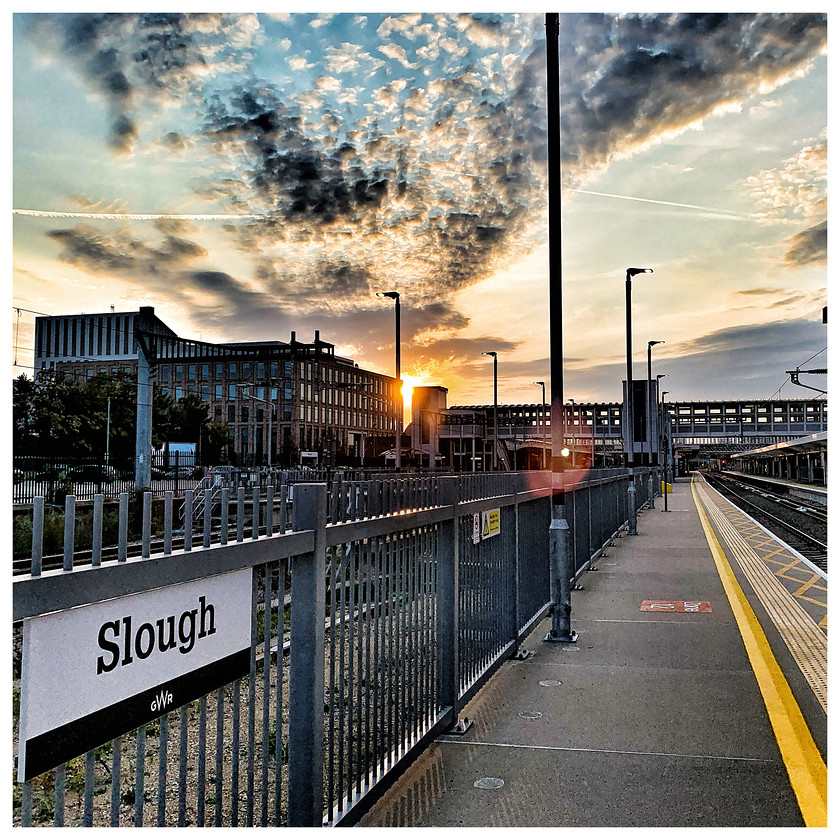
[197,696,207,827]
[142,491,152,559]
[178,705,188,826]
[92,494,103,568]
[83,750,95,826]
[53,764,65,826]
[288,483,328,827]
[184,490,194,552]
[204,489,212,548]
[157,714,168,826]
[164,491,173,555]
[220,488,230,546]
[436,478,459,725]
[246,571,258,825]
[110,735,122,827]
[134,726,146,827]
[31,496,44,577]
[214,689,224,827]
[118,493,129,563]
[252,487,260,540]
[274,562,285,826]
[63,495,75,571]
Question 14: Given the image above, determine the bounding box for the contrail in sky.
[13,209,260,220]
[567,188,751,219]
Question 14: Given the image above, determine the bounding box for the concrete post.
[544,504,578,643]
[628,477,638,535]
[288,483,327,826]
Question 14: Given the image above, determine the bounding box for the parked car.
[67,465,117,483]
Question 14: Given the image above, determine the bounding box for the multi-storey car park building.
[33,307,401,467]
[404,389,827,478]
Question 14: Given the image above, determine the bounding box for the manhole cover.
[539,679,562,687]
[474,777,505,790]
[519,710,543,719]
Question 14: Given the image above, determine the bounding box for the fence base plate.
[448,717,474,736]
[544,630,579,644]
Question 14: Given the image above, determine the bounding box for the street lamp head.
[626,267,653,277]
[482,351,497,358]
[533,380,544,386]
[648,339,664,348]
[376,291,399,300]
[656,373,669,380]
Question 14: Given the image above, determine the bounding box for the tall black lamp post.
[646,340,664,507]
[625,268,653,534]
[376,291,401,471]
[482,351,498,471]
[533,381,547,469]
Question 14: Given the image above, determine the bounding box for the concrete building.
[33,307,401,467]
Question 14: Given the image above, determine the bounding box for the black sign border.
[20,647,249,782]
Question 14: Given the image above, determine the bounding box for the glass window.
[228,384,237,400]
[201,364,209,380]
[270,361,279,378]
[242,362,251,379]
[188,364,196,382]
[256,362,265,379]
[227,405,235,422]
[160,364,170,381]
[228,363,237,378]
[215,384,223,401]
[175,364,183,381]
[215,363,224,379]
[201,384,209,401]
[241,406,249,422]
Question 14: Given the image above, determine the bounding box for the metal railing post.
[436,477,471,733]
[288,483,328,827]
[545,499,578,644]
[627,470,638,535]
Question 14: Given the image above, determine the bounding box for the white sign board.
[18,568,252,781]
[472,513,481,544]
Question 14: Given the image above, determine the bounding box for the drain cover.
[519,710,543,719]
[474,777,505,790]
[539,679,562,687]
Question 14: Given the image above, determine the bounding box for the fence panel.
[13,470,637,828]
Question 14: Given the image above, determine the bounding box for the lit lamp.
[376,291,401,471]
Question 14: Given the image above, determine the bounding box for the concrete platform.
[358,476,826,828]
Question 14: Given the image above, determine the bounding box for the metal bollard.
[544,505,578,643]
[627,472,637,535]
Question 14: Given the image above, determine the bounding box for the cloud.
[27,12,260,154]
[559,13,827,185]
[782,222,827,267]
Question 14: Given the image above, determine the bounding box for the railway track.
[705,471,827,573]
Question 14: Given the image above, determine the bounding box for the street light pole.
[646,340,664,508]
[625,268,653,535]
[533,381,547,470]
[567,398,575,467]
[482,351,498,470]
[376,291,401,471]
[661,390,671,511]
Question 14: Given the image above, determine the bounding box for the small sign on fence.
[481,508,501,540]
[17,569,252,782]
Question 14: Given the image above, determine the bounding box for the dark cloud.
[782,222,827,267]
[565,318,828,401]
[559,13,827,184]
[28,12,249,154]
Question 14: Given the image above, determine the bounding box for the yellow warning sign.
[481,508,501,540]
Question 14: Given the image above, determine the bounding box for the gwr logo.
[151,689,174,713]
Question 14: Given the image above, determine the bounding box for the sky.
[11,9,828,409]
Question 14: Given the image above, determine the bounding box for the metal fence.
[12,468,652,827]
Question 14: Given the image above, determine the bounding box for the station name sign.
[18,569,252,782]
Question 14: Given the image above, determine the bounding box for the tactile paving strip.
[694,476,827,713]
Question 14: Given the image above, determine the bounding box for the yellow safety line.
[691,477,827,827]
